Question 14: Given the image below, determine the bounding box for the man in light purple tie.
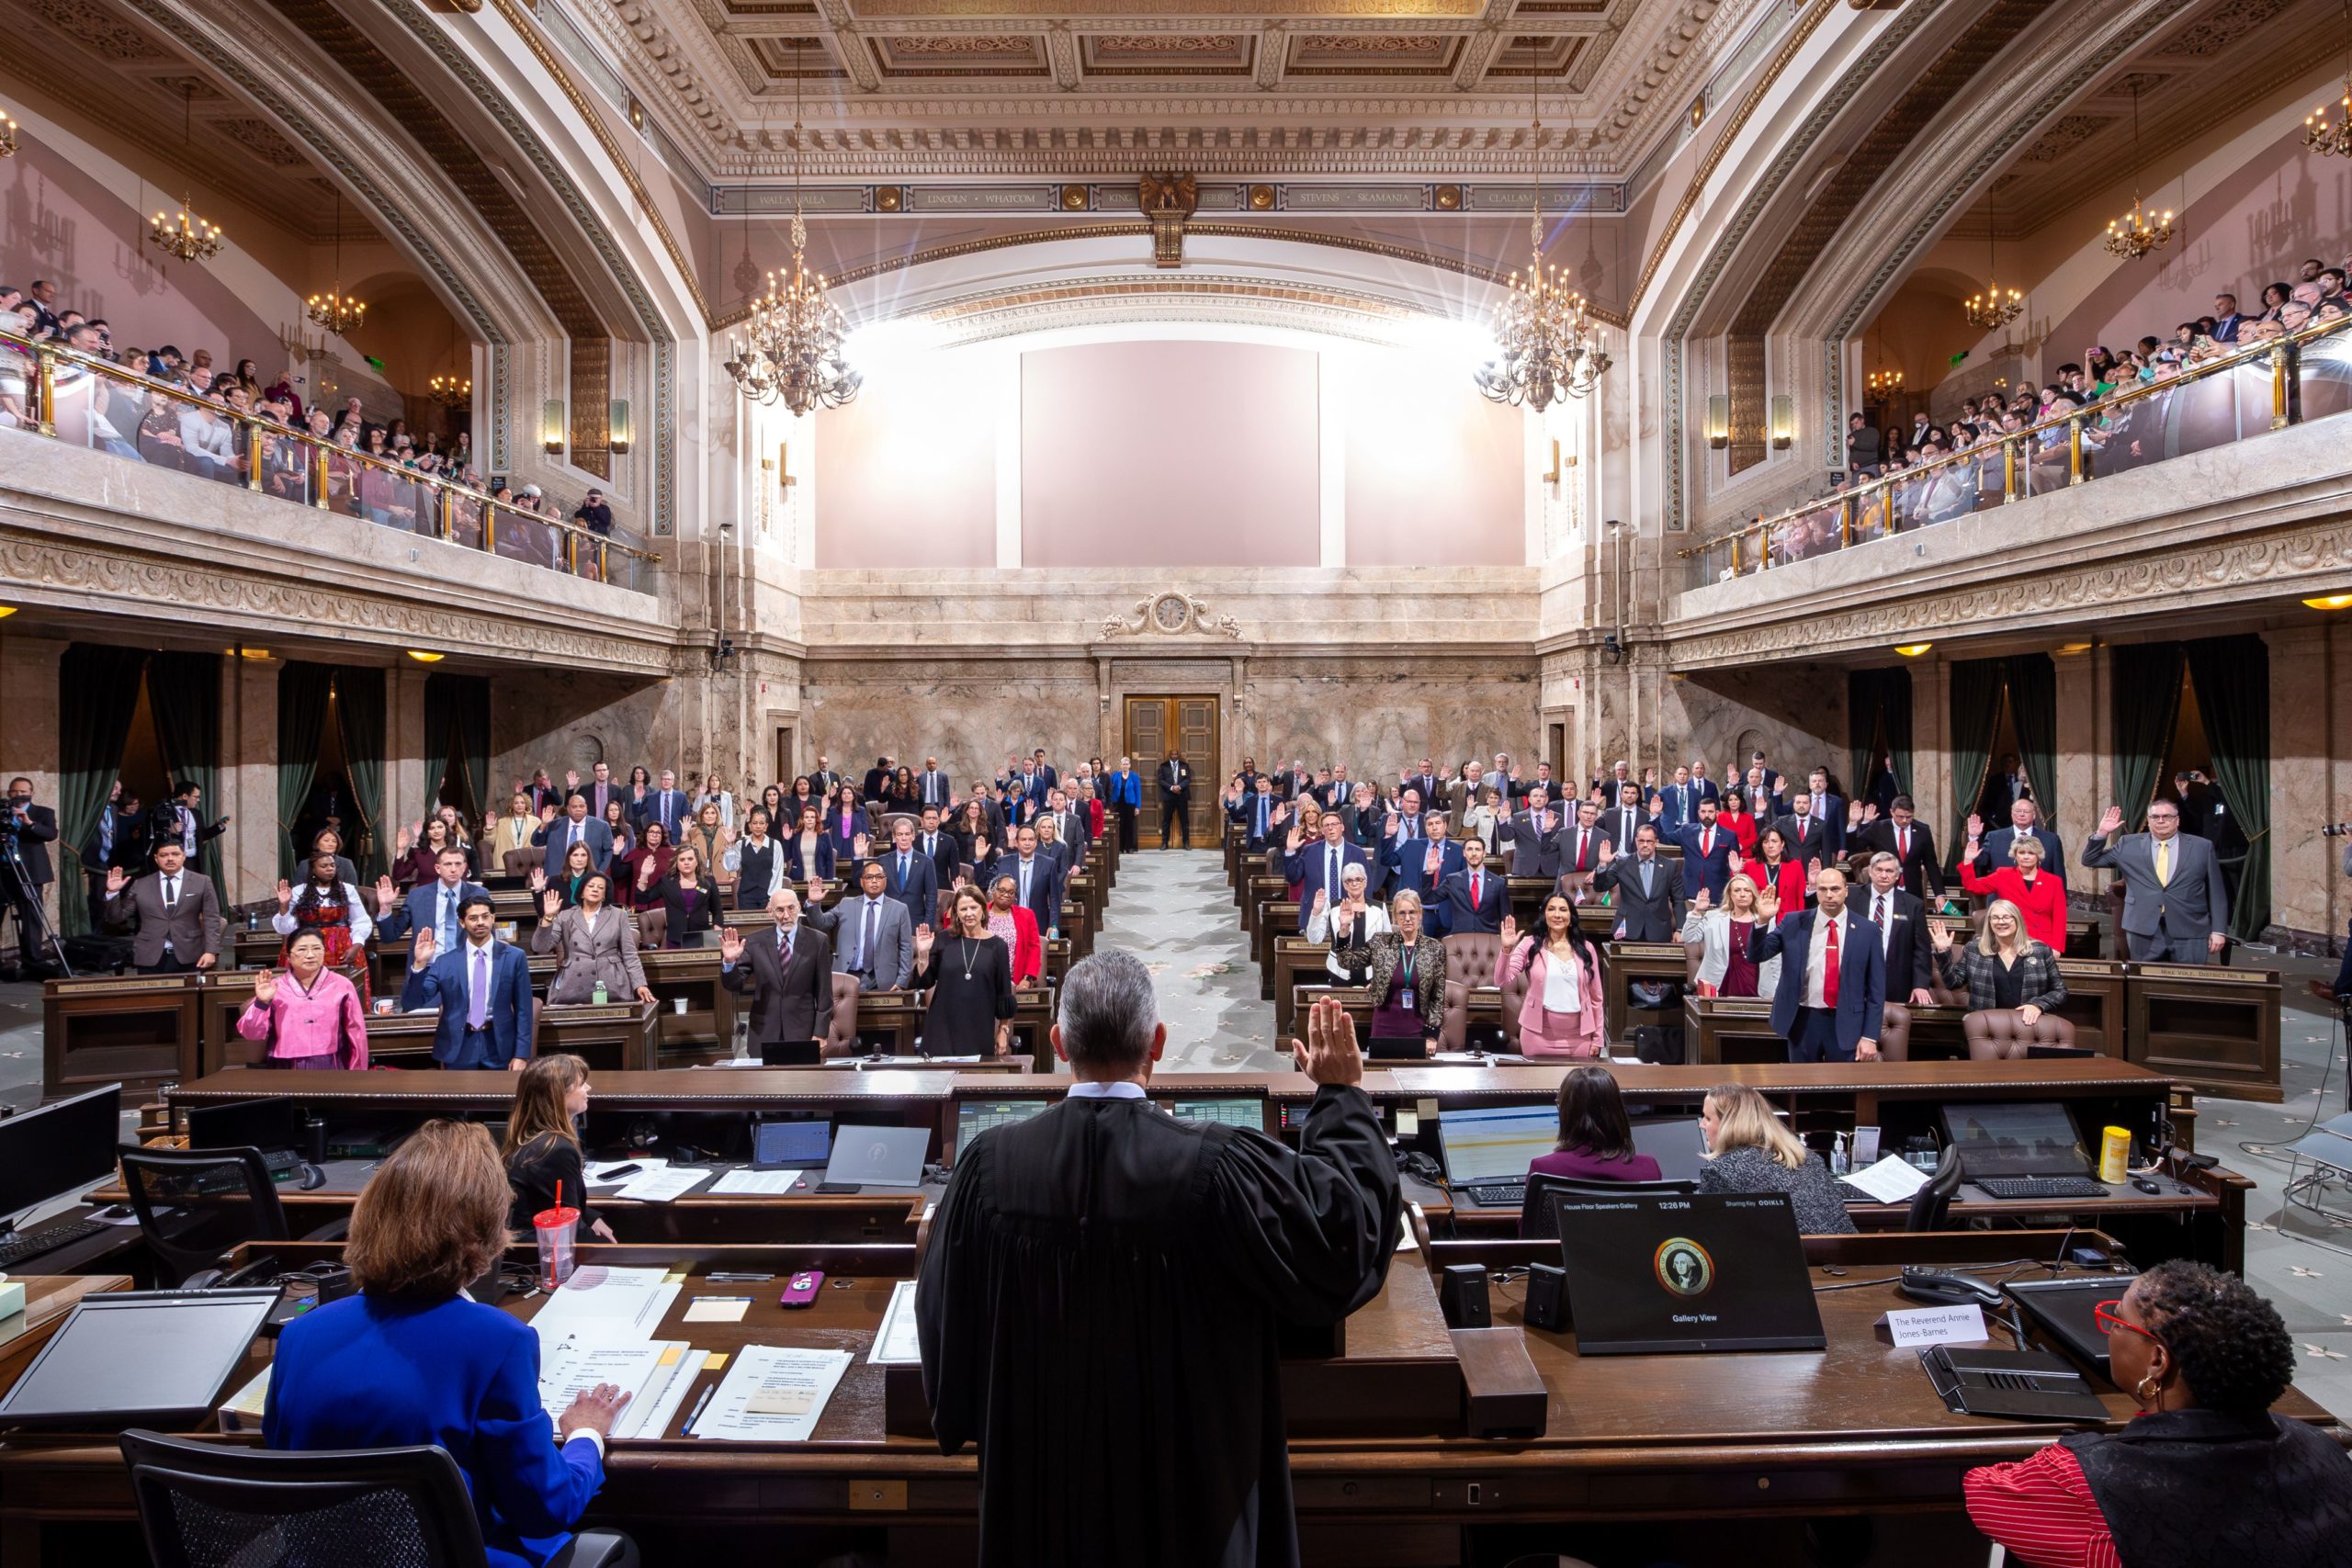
[399,894,535,1068]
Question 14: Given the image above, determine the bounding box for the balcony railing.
[0,327,655,593]
[1676,310,2352,592]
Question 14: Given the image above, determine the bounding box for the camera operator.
[79,780,146,931]
[1,777,61,980]
[155,780,226,867]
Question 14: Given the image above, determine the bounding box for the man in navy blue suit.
[536,793,616,873]
[876,817,941,931]
[399,894,536,1069]
[371,845,488,947]
[1655,764,1704,836]
[1436,837,1509,935]
[1967,798,2067,879]
[1286,811,1372,932]
[1676,796,1741,904]
[1804,767,1848,858]
[1749,867,1884,1063]
[1382,812,1465,915]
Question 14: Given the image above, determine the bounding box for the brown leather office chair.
[1876,1003,1913,1062]
[637,906,668,949]
[1439,932,1508,1050]
[820,973,862,1057]
[503,845,544,878]
[1962,1010,2076,1060]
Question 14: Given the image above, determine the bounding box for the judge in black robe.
[917,958,1398,1568]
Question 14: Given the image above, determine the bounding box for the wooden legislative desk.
[2,1233,2333,1567]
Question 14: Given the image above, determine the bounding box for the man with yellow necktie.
[2082,799,2229,964]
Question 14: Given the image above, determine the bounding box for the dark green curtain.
[1847,668,1913,801]
[1947,658,2006,832]
[55,645,148,935]
[334,668,388,881]
[2004,653,2060,831]
[276,663,334,883]
[147,651,223,890]
[2109,642,2185,831]
[2185,635,2270,941]
[424,673,490,822]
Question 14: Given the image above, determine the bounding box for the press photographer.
[0,776,61,981]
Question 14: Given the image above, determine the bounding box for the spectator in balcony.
[2210,294,2246,344]
[1846,412,1881,478]
[23,278,59,337]
[135,389,186,467]
[178,393,240,481]
[572,488,613,536]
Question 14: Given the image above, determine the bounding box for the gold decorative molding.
[1140,171,1199,267]
[1100,591,1245,641]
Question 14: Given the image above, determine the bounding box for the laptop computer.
[1551,1190,1827,1354]
[1631,1116,1709,1183]
[819,1122,931,1190]
[1435,1104,1558,1207]
[749,1116,831,1172]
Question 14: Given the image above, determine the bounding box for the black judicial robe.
[917,1084,1401,1568]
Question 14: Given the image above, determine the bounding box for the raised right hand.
[913,923,934,958]
[1928,917,1953,951]
[558,1382,631,1438]
[1292,997,1364,1088]
[276,878,293,910]
[413,928,437,965]
[375,874,398,910]
[1692,887,1712,912]
[106,866,127,896]
[1498,915,1518,946]
[2099,805,2124,837]
[541,889,561,919]
[806,877,829,904]
[252,967,277,1005]
[528,868,547,892]
[1965,813,1984,840]
[1755,889,1781,921]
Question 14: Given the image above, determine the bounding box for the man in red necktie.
[1437,837,1504,935]
[1749,866,1884,1063]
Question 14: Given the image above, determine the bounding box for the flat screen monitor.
[1552,1191,1826,1354]
[1166,1098,1263,1131]
[1436,1105,1558,1186]
[821,1122,931,1189]
[751,1117,831,1169]
[1939,1100,2090,1180]
[0,1084,123,1221]
[1631,1116,1708,1184]
[0,1289,279,1428]
[184,1098,306,1157]
[953,1099,1050,1159]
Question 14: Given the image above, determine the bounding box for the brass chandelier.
[306,191,367,335]
[2308,0,2352,158]
[1474,49,1610,411]
[428,374,470,410]
[150,85,224,265]
[1963,190,2024,331]
[2102,82,2175,262]
[723,39,861,417]
[0,103,17,160]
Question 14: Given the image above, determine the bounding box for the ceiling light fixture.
[1964,186,2025,331]
[306,189,367,336]
[2306,0,2352,158]
[1894,642,1934,657]
[1474,42,1610,411]
[150,85,224,265]
[404,649,446,663]
[2303,593,2352,611]
[428,374,471,410]
[2103,81,2175,261]
[0,104,17,159]
[723,38,861,417]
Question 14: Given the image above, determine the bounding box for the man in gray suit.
[534,794,615,873]
[2082,800,2229,964]
[805,858,915,990]
[103,841,223,974]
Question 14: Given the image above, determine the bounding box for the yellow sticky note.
[684,1298,751,1323]
[1395,1108,1419,1136]
[703,1352,729,1371]
[656,1345,684,1366]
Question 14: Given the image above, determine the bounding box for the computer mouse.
[2131,1176,2162,1195]
[91,1203,133,1221]
[299,1162,329,1191]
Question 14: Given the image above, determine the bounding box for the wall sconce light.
[607,400,632,456]
[1704,396,1730,450]
[777,442,796,489]
[404,649,446,664]
[2303,593,2352,611]
[1769,394,1794,450]
[2055,640,2094,655]
[1894,642,1934,658]
[1541,437,1561,488]
[541,399,566,456]
[0,604,17,620]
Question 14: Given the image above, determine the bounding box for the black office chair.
[1518,1172,1698,1239]
[1905,1143,1966,1232]
[118,1145,346,1288]
[120,1429,640,1568]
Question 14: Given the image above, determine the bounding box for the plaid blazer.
[1935,942,2067,1012]
[1340,931,1448,1035]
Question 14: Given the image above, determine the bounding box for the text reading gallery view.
[7,0,2352,1563]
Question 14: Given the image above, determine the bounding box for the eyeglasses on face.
[2094,1300,2163,1345]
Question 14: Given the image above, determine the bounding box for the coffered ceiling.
[574,0,1754,180]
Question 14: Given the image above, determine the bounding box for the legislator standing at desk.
[398,895,535,1070]
[1750,867,1884,1063]
[531,875,657,1006]
[102,842,221,975]
[235,931,368,1069]
[2084,801,2229,964]
[266,1121,636,1568]
[912,886,1014,1058]
[919,963,1399,1568]
[718,887,834,1053]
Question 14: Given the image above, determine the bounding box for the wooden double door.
[1123,695,1220,849]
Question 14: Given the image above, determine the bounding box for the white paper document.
[537,1338,697,1439]
[1842,1154,1932,1203]
[612,1166,713,1202]
[529,1265,683,1347]
[868,1280,922,1365]
[691,1345,854,1441]
[709,1168,803,1196]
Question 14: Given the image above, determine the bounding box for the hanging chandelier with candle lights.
[1963,190,2025,330]
[0,103,17,160]
[151,85,224,265]
[306,191,367,335]
[2308,0,2352,158]
[2102,81,2175,262]
[1474,49,1610,411]
[723,39,861,416]
[428,374,471,410]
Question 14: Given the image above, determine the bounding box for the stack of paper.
[584,1157,664,1186]
[537,1338,699,1440]
[868,1280,922,1365]
[612,1166,712,1202]
[690,1345,854,1441]
[528,1265,683,1347]
[709,1168,801,1196]
[1841,1154,1932,1203]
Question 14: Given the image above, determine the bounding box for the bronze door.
[1124,695,1220,848]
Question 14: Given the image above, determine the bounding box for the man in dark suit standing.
[914,756,953,813]
[914,806,961,890]
[877,818,942,932]
[2,777,60,976]
[1287,812,1372,932]
[718,887,834,1059]
[1237,775,1283,852]
[1676,796,1741,905]
[1804,768,1848,858]
[806,755,841,800]
[986,826,1066,937]
[1593,826,1686,942]
[1851,795,1946,902]
[1436,837,1509,936]
[160,780,228,865]
[567,761,619,820]
[399,896,536,1069]
[80,782,146,936]
[1750,867,1885,1062]
[1655,765,1702,836]
[536,794,616,874]
[1156,754,1192,848]
[1555,799,1609,881]
[1968,799,2066,879]
[1600,784,1648,861]
[634,770,687,841]
[1029,750,1058,796]
[1855,852,1935,1005]
[1510,787,1565,880]
[102,841,222,974]
[1773,789,1831,870]
[1381,814,1465,929]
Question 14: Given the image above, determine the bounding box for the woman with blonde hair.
[1339,886,1446,1056]
[1930,898,2067,1043]
[502,1055,617,1241]
[1696,1082,1856,1234]
[1688,872,1781,1000]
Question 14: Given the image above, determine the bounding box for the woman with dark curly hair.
[1964,1258,2350,1566]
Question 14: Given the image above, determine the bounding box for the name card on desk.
[1881,1304,1989,1348]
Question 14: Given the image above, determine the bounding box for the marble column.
[2051,648,2097,894]
[388,664,430,840]
[1908,653,1951,839]
[0,631,66,944]
[2265,624,2336,946]
[219,654,280,906]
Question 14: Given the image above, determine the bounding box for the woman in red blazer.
[983,873,1044,986]
[1736,823,1808,913]
[1959,829,2068,952]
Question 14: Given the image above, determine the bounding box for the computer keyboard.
[1975,1176,2111,1201]
[1458,1182,1527,1208]
[0,1217,107,1269]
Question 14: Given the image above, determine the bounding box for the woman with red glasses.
[1963,1259,2346,1566]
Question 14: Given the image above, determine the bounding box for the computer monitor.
[1551,1191,1826,1354]
[1939,1100,2090,1180]
[0,1289,280,1428]
[1165,1098,1263,1132]
[751,1117,831,1170]
[185,1098,307,1158]
[0,1084,123,1224]
[1631,1116,1708,1184]
[954,1098,1050,1159]
[1436,1104,1558,1186]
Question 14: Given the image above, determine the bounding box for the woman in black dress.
[657,844,717,948]
[915,885,1015,1058]
[500,1054,616,1240]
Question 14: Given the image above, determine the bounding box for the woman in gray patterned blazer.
[530,872,656,1006]
[1929,899,2067,1022]
[1339,887,1447,1055]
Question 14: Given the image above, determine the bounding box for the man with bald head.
[718,888,835,1062]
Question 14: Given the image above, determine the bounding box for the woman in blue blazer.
[265,1120,635,1568]
[782,802,839,884]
